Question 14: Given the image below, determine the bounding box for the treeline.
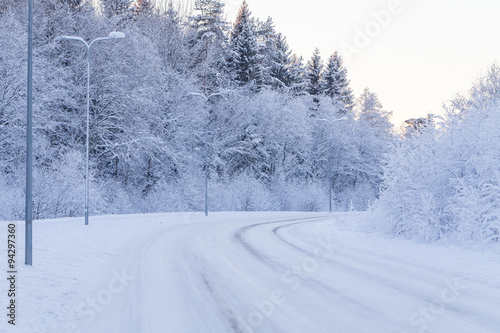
[375,65,500,244]
[0,0,394,219]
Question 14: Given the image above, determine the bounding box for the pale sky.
[174,0,500,125]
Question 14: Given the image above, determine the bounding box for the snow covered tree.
[357,88,393,133]
[230,0,251,46]
[59,0,84,9]
[131,0,153,18]
[352,89,395,209]
[229,1,262,90]
[322,52,354,113]
[255,16,278,88]
[375,124,449,242]
[233,24,262,90]
[266,32,293,90]
[188,0,228,90]
[306,48,323,101]
[141,2,187,72]
[404,114,434,138]
[190,0,227,42]
[287,54,307,95]
[100,0,133,18]
[0,9,26,175]
[376,64,500,243]
[0,0,13,15]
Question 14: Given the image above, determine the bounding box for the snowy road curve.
[64,213,500,333]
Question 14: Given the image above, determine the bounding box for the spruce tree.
[190,0,227,42]
[231,0,251,47]
[256,17,277,88]
[233,23,262,90]
[306,48,323,98]
[266,33,293,90]
[287,54,307,95]
[322,52,354,113]
[230,1,262,91]
[188,0,228,89]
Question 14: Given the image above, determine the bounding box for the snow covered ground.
[1,211,500,333]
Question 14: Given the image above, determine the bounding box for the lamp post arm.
[189,92,208,101]
[88,37,112,49]
[55,35,88,47]
[207,92,221,100]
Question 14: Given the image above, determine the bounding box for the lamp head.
[108,31,125,39]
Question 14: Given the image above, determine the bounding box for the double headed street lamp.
[189,92,221,216]
[55,32,125,225]
[316,116,348,213]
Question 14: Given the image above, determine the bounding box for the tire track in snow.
[231,216,392,325]
[272,221,500,331]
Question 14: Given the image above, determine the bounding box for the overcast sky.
[175,0,500,125]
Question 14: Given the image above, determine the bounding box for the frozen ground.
[1,211,500,333]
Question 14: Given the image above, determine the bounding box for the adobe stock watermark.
[401,277,467,333]
[236,237,338,332]
[224,0,242,14]
[61,267,135,333]
[340,0,404,62]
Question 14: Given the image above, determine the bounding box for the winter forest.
[1,0,499,244]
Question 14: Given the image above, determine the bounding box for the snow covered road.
[3,212,500,333]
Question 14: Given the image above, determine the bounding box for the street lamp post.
[55,32,125,225]
[25,0,34,266]
[189,92,221,216]
[316,116,348,213]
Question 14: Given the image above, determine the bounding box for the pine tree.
[322,52,354,113]
[306,48,323,97]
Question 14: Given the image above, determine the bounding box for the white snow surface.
[1,211,500,333]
